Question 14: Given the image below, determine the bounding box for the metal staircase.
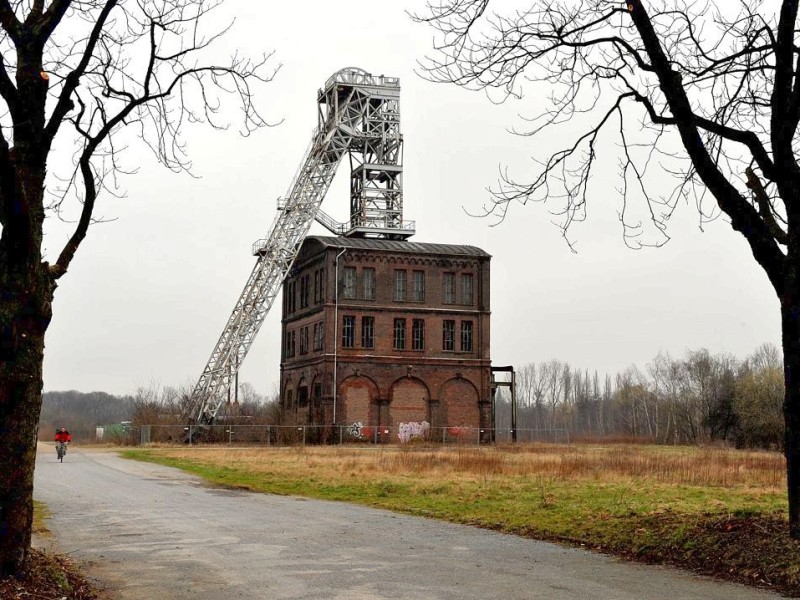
[187,68,413,428]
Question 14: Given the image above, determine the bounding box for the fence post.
[338,425,343,445]
[267,425,271,447]
[302,426,306,446]
[188,425,193,446]
[140,425,151,445]
[443,427,447,446]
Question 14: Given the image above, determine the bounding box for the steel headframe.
[188,68,412,427]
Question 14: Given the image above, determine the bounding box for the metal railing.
[132,424,569,446]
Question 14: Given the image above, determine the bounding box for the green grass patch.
[33,500,51,537]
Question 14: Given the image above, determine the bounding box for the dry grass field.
[124,443,799,596]
[133,442,786,485]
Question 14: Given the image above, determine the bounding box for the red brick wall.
[388,378,429,427]
[442,378,480,427]
[340,376,378,425]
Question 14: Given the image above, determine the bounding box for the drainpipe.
[333,247,347,425]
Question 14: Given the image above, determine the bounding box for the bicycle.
[56,441,68,462]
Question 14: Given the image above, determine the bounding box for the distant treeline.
[130,382,280,428]
[39,384,282,443]
[39,390,134,441]
[495,343,784,450]
[45,341,783,450]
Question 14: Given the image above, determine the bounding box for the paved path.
[33,446,786,599]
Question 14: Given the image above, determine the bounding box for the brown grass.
[153,442,785,490]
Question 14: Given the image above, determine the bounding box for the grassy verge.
[33,500,51,537]
[122,443,800,597]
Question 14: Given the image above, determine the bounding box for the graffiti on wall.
[446,426,470,438]
[398,421,430,443]
[347,421,429,442]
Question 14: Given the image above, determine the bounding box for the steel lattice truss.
[189,68,406,426]
[347,80,406,238]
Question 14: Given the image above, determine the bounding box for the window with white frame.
[313,322,324,351]
[342,315,355,348]
[461,273,474,305]
[393,318,406,350]
[412,270,425,302]
[460,320,473,352]
[394,269,407,302]
[412,319,425,351]
[363,268,376,301]
[442,320,455,351]
[342,267,356,299]
[443,272,456,304]
[361,316,375,349]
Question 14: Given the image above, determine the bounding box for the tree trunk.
[0,149,52,575]
[0,263,52,575]
[783,273,800,538]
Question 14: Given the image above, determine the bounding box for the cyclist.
[54,427,71,458]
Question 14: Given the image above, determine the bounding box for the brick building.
[280,235,492,438]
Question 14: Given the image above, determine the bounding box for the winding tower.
[187,68,414,427]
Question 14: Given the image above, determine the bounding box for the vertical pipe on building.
[333,247,347,425]
[478,255,491,443]
[511,369,517,443]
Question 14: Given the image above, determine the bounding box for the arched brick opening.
[441,377,480,428]
[282,377,294,411]
[338,375,380,426]
[388,377,430,429]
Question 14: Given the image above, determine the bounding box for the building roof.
[304,235,491,258]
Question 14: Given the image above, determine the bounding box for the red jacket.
[55,431,71,443]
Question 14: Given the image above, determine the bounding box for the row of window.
[342,267,475,305]
[341,316,474,353]
[289,266,477,315]
[284,382,323,409]
[285,321,325,358]
[285,317,476,358]
[287,267,326,314]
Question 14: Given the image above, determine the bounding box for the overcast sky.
[41,0,781,397]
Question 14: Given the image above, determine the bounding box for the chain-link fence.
[131,424,569,446]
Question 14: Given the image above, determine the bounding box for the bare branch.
[746,166,788,245]
[0,0,22,44]
[44,1,118,145]
[415,0,789,295]
[49,145,96,279]
[43,0,275,277]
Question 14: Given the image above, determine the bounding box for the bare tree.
[613,365,651,438]
[543,359,567,428]
[414,0,800,537]
[737,344,785,448]
[749,341,783,371]
[649,351,682,444]
[0,0,274,574]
